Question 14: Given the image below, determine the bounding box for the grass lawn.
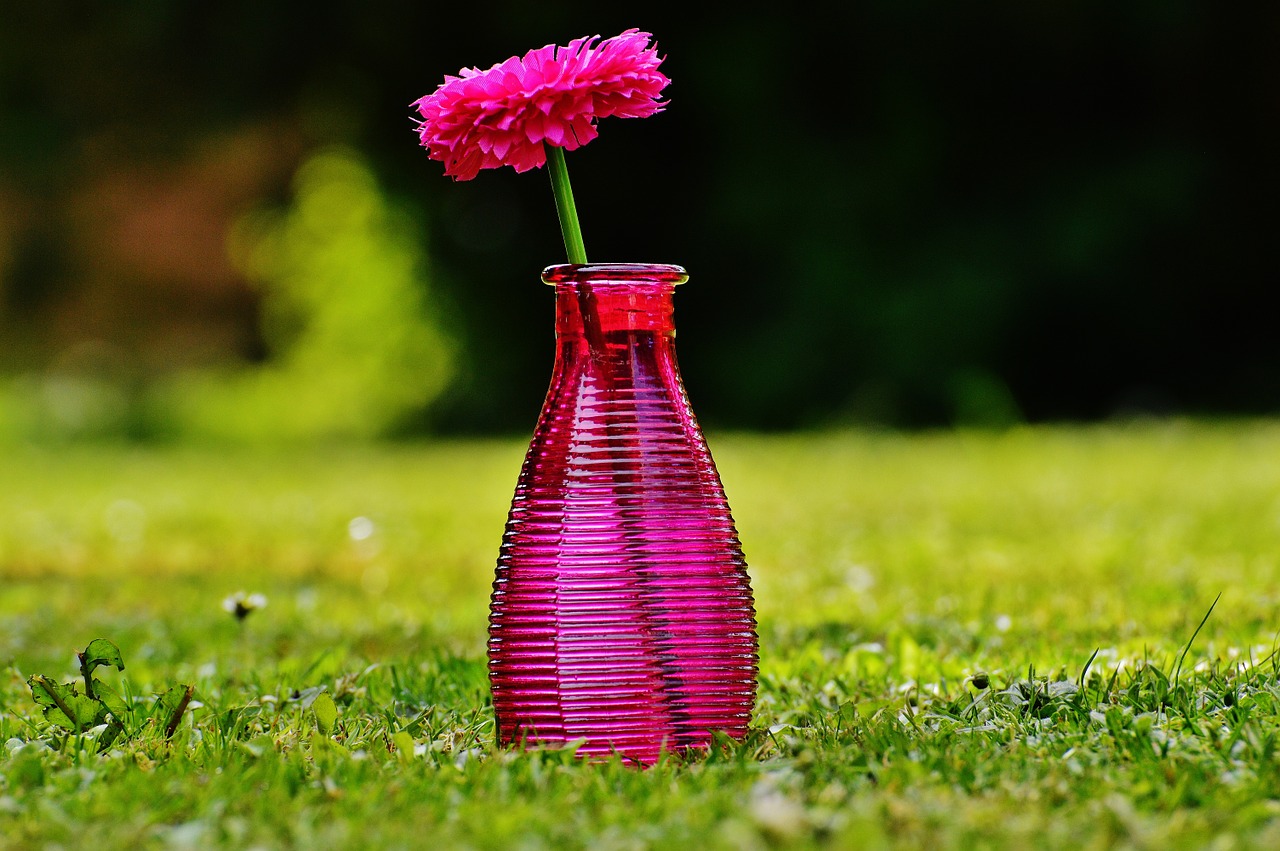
[2,420,1280,848]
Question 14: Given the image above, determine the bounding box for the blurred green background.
[1,2,1276,441]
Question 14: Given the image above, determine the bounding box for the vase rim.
[541,263,689,286]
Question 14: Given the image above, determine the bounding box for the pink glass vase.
[488,263,758,764]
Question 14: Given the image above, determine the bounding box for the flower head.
[223,591,268,622]
[413,29,669,180]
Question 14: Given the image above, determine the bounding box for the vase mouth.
[541,263,688,286]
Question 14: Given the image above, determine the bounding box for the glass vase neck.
[543,263,688,339]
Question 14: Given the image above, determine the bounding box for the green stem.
[546,144,587,264]
[164,685,195,740]
[79,652,96,701]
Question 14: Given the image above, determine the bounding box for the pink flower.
[413,29,670,181]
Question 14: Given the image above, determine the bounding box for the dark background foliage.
[2,1,1276,435]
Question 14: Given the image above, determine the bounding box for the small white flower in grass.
[995,614,1012,632]
[348,516,376,541]
[223,591,268,622]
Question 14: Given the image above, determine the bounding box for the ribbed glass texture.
[489,263,758,764]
